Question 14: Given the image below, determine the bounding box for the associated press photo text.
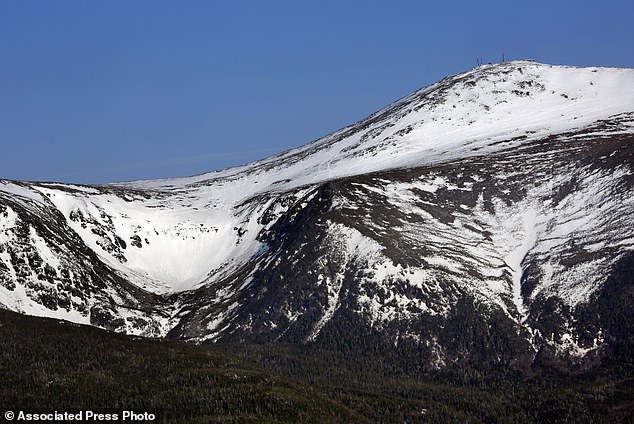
[3,410,156,422]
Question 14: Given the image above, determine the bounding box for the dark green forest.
[0,309,632,423]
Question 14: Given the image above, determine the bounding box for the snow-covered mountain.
[2,61,634,370]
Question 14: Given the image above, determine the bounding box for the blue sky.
[2,1,633,184]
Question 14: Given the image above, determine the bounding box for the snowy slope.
[0,182,173,336]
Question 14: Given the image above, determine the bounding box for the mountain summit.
[1,61,634,370]
[121,60,634,191]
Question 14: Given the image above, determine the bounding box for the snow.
[0,278,91,326]
[30,226,62,269]
[0,206,18,242]
[526,166,634,305]
[206,302,239,332]
[307,273,343,341]
[331,156,634,336]
[0,181,45,203]
[324,222,442,329]
[34,187,272,293]
[501,209,537,320]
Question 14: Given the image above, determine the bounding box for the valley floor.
[1,310,632,423]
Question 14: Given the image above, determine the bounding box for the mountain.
[2,60,634,372]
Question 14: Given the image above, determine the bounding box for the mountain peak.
[2,62,634,370]
[120,61,634,195]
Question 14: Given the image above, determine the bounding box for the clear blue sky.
[2,1,633,184]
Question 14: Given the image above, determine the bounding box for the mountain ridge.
[115,60,634,191]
